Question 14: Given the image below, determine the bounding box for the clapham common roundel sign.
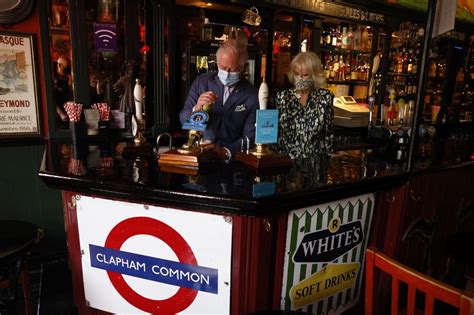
[76,196,232,314]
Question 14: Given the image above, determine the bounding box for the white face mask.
[218,69,240,86]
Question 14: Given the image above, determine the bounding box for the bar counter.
[39,138,412,215]
[38,137,474,315]
[39,136,474,214]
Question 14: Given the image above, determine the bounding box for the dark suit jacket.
[179,73,258,156]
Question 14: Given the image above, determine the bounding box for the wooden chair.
[365,247,474,315]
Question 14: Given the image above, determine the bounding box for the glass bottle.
[330,54,338,79]
[341,27,349,49]
[389,50,396,73]
[323,53,330,79]
[97,0,115,22]
[360,27,369,51]
[403,49,409,73]
[347,26,354,50]
[353,26,361,51]
[344,56,351,81]
[331,26,338,46]
[350,55,359,80]
[396,49,404,74]
[407,49,414,74]
[428,58,437,78]
[412,49,418,74]
[201,18,213,41]
[338,54,344,81]
[437,58,446,78]
[322,26,331,46]
[336,26,342,47]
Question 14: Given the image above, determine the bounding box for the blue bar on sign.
[89,244,218,294]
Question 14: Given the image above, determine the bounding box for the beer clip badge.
[182,111,209,131]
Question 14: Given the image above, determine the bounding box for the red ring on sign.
[104,217,198,314]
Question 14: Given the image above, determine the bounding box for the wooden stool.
[0,220,43,314]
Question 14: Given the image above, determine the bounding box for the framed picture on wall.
[0,31,42,140]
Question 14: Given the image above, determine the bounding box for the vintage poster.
[281,193,375,314]
[76,196,232,314]
[0,32,40,137]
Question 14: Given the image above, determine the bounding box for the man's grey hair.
[216,38,248,69]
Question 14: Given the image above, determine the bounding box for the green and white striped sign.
[281,193,374,314]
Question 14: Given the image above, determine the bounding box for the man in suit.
[179,39,258,160]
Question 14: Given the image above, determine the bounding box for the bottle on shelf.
[331,26,339,46]
[362,66,369,82]
[359,57,369,81]
[402,48,409,73]
[347,26,354,50]
[428,58,437,78]
[336,26,342,47]
[337,54,344,81]
[389,49,397,73]
[323,53,330,79]
[322,26,331,46]
[361,27,369,51]
[330,54,338,80]
[201,18,213,41]
[341,26,349,49]
[412,50,418,74]
[353,26,361,50]
[437,57,446,78]
[344,56,351,81]
[351,56,359,81]
[396,49,404,74]
[407,49,414,74]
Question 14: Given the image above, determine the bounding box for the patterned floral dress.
[274,88,334,159]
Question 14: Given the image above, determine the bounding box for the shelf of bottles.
[383,22,424,127]
[424,33,473,125]
[422,37,448,124]
[452,38,473,124]
[319,22,373,102]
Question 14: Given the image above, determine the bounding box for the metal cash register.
[333,96,370,128]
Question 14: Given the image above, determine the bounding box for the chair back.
[365,247,474,315]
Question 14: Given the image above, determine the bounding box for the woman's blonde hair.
[287,51,325,89]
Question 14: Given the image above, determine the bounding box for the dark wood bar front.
[39,136,473,314]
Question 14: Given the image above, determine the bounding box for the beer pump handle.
[134,79,143,120]
[258,78,269,110]
[368,95,375,127]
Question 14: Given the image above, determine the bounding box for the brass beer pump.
[157,104,212,171]
[236,78,292,169]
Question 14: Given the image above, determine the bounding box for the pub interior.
[0,0,473,314]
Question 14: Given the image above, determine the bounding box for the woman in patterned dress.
[274,51,334,159]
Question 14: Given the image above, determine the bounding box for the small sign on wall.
[76,196,233,314]
[281,193,374,314]
[93,22,117,52]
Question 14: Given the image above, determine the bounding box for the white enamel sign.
[281,193,375,314]
[76,196,232,314]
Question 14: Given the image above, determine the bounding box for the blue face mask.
[218,69,240,86]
